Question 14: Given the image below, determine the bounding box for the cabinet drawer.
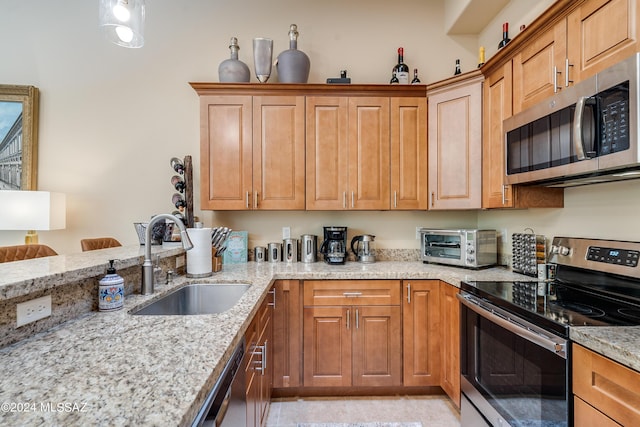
[574,396,621,427]
[303,280,401,306]
[573,344,640,426]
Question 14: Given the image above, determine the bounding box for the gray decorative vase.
[218,37,250,83]
[275,24,310,83]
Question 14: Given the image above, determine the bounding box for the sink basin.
[131,283,251,315]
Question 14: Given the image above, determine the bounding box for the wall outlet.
[16,295,52,327]
[282,226,291,239]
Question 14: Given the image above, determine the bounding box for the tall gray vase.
[275,24,310,83]
[218,37,250,83]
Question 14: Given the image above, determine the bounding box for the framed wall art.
[0,85,39,190]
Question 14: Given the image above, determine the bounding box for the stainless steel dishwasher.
[192,338,246,427]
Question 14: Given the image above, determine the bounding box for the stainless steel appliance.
[459,237,640,427]
[267,242,281,263]
[192,338,246,427]
[300,234,318,263]
[283,238,298,263]
[504,53,640,187]
[320,226,347,265]
[351,234,376,263]
[420,229,497,268]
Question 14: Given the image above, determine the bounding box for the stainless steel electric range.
[458,237,640,427]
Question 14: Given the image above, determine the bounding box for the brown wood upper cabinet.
[513,0,639,114]
[306,97,390,210]
[427,71,483,210]
[195,94,305,210]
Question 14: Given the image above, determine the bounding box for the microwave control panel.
[599,81,630,155]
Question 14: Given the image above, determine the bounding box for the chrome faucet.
[141,214,194,295]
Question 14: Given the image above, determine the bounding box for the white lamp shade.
[0,191,66,231]
[99,0,145,48]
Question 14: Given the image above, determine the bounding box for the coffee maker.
[320,226,347,265]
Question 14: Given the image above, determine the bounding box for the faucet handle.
[166,270,175,285]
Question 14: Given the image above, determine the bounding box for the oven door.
[421,230,464,266]
[458,293,570,427]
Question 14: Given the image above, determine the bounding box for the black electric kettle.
[351,234,376,263]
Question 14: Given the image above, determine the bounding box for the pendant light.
[99,0,145,48]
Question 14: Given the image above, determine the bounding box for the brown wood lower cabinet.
[272,280,302,388]
[573,343,640,426]
[245,287,274,427]
[440,281,460,408]
[302,280,402,388]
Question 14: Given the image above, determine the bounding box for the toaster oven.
[419,229,497,268]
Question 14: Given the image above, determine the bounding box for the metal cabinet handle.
[252,344,265,373]
[262,340,267,375]
[268,288,276,308]
[346,309,350,330]
[343,292,362,297]
[565,58,574,87]
[343,191,347,209]
[254,191,259,209]
[246,191,250,209]
[407,282,411,304]
[355,308,359,329]
[553,66,561,93]
[394,191,398,208]
[502,184,509,205]
[431,192,435,208]
[351,191,355,208]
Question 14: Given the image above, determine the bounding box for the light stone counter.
[571,326,640,372]
[1,260,639,426]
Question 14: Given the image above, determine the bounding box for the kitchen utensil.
[254,246,265,262]
[267,242,281,262]
[351,234,376,263]
[283,238,298,263]
[300,234,317,263]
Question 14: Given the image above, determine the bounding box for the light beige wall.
[478,0,555,60]
[0,0,478,254]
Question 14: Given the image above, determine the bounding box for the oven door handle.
[457,293,567,358]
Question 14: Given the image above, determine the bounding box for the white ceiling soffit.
[445,0,511,35]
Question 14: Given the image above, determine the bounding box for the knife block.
[212,248,223,272]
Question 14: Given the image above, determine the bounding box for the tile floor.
[265,395,461,427]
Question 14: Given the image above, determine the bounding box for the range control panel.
[587,246,640,267]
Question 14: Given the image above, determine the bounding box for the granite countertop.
[1,260,640,426]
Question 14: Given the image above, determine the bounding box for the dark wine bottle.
[392,47,410,84]
[411,69,421,84]
[454,59,461,75]
[498,22,511,49]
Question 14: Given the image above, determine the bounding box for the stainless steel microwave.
[504,53,640,187]
[419,229,497,269]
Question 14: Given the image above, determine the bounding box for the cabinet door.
[390,97,428,210]
[573,343,640,426]
[348,97,390,210]
[567,0,639,83]
[440,282,460,408]
[253,96,305,210]
[272,280,302,388]
[306,96,349,210]
[200,95,253,210]
[402,280,441,386]
[257,297,273,427]
[483,62,514,208]
[352,306,402,387]
[303,306,352,387]
[428,77,483,210]
[512,20,567,114]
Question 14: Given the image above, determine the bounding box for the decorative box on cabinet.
[302,280,402,387]
[427,71,483,210]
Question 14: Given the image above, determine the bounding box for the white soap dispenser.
[99,259,125,311]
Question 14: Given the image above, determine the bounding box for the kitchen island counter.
[1,259,638,426]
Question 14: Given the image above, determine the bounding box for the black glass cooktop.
[460,279,640,337]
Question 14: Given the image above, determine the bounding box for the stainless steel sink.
[131,283,251,315]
